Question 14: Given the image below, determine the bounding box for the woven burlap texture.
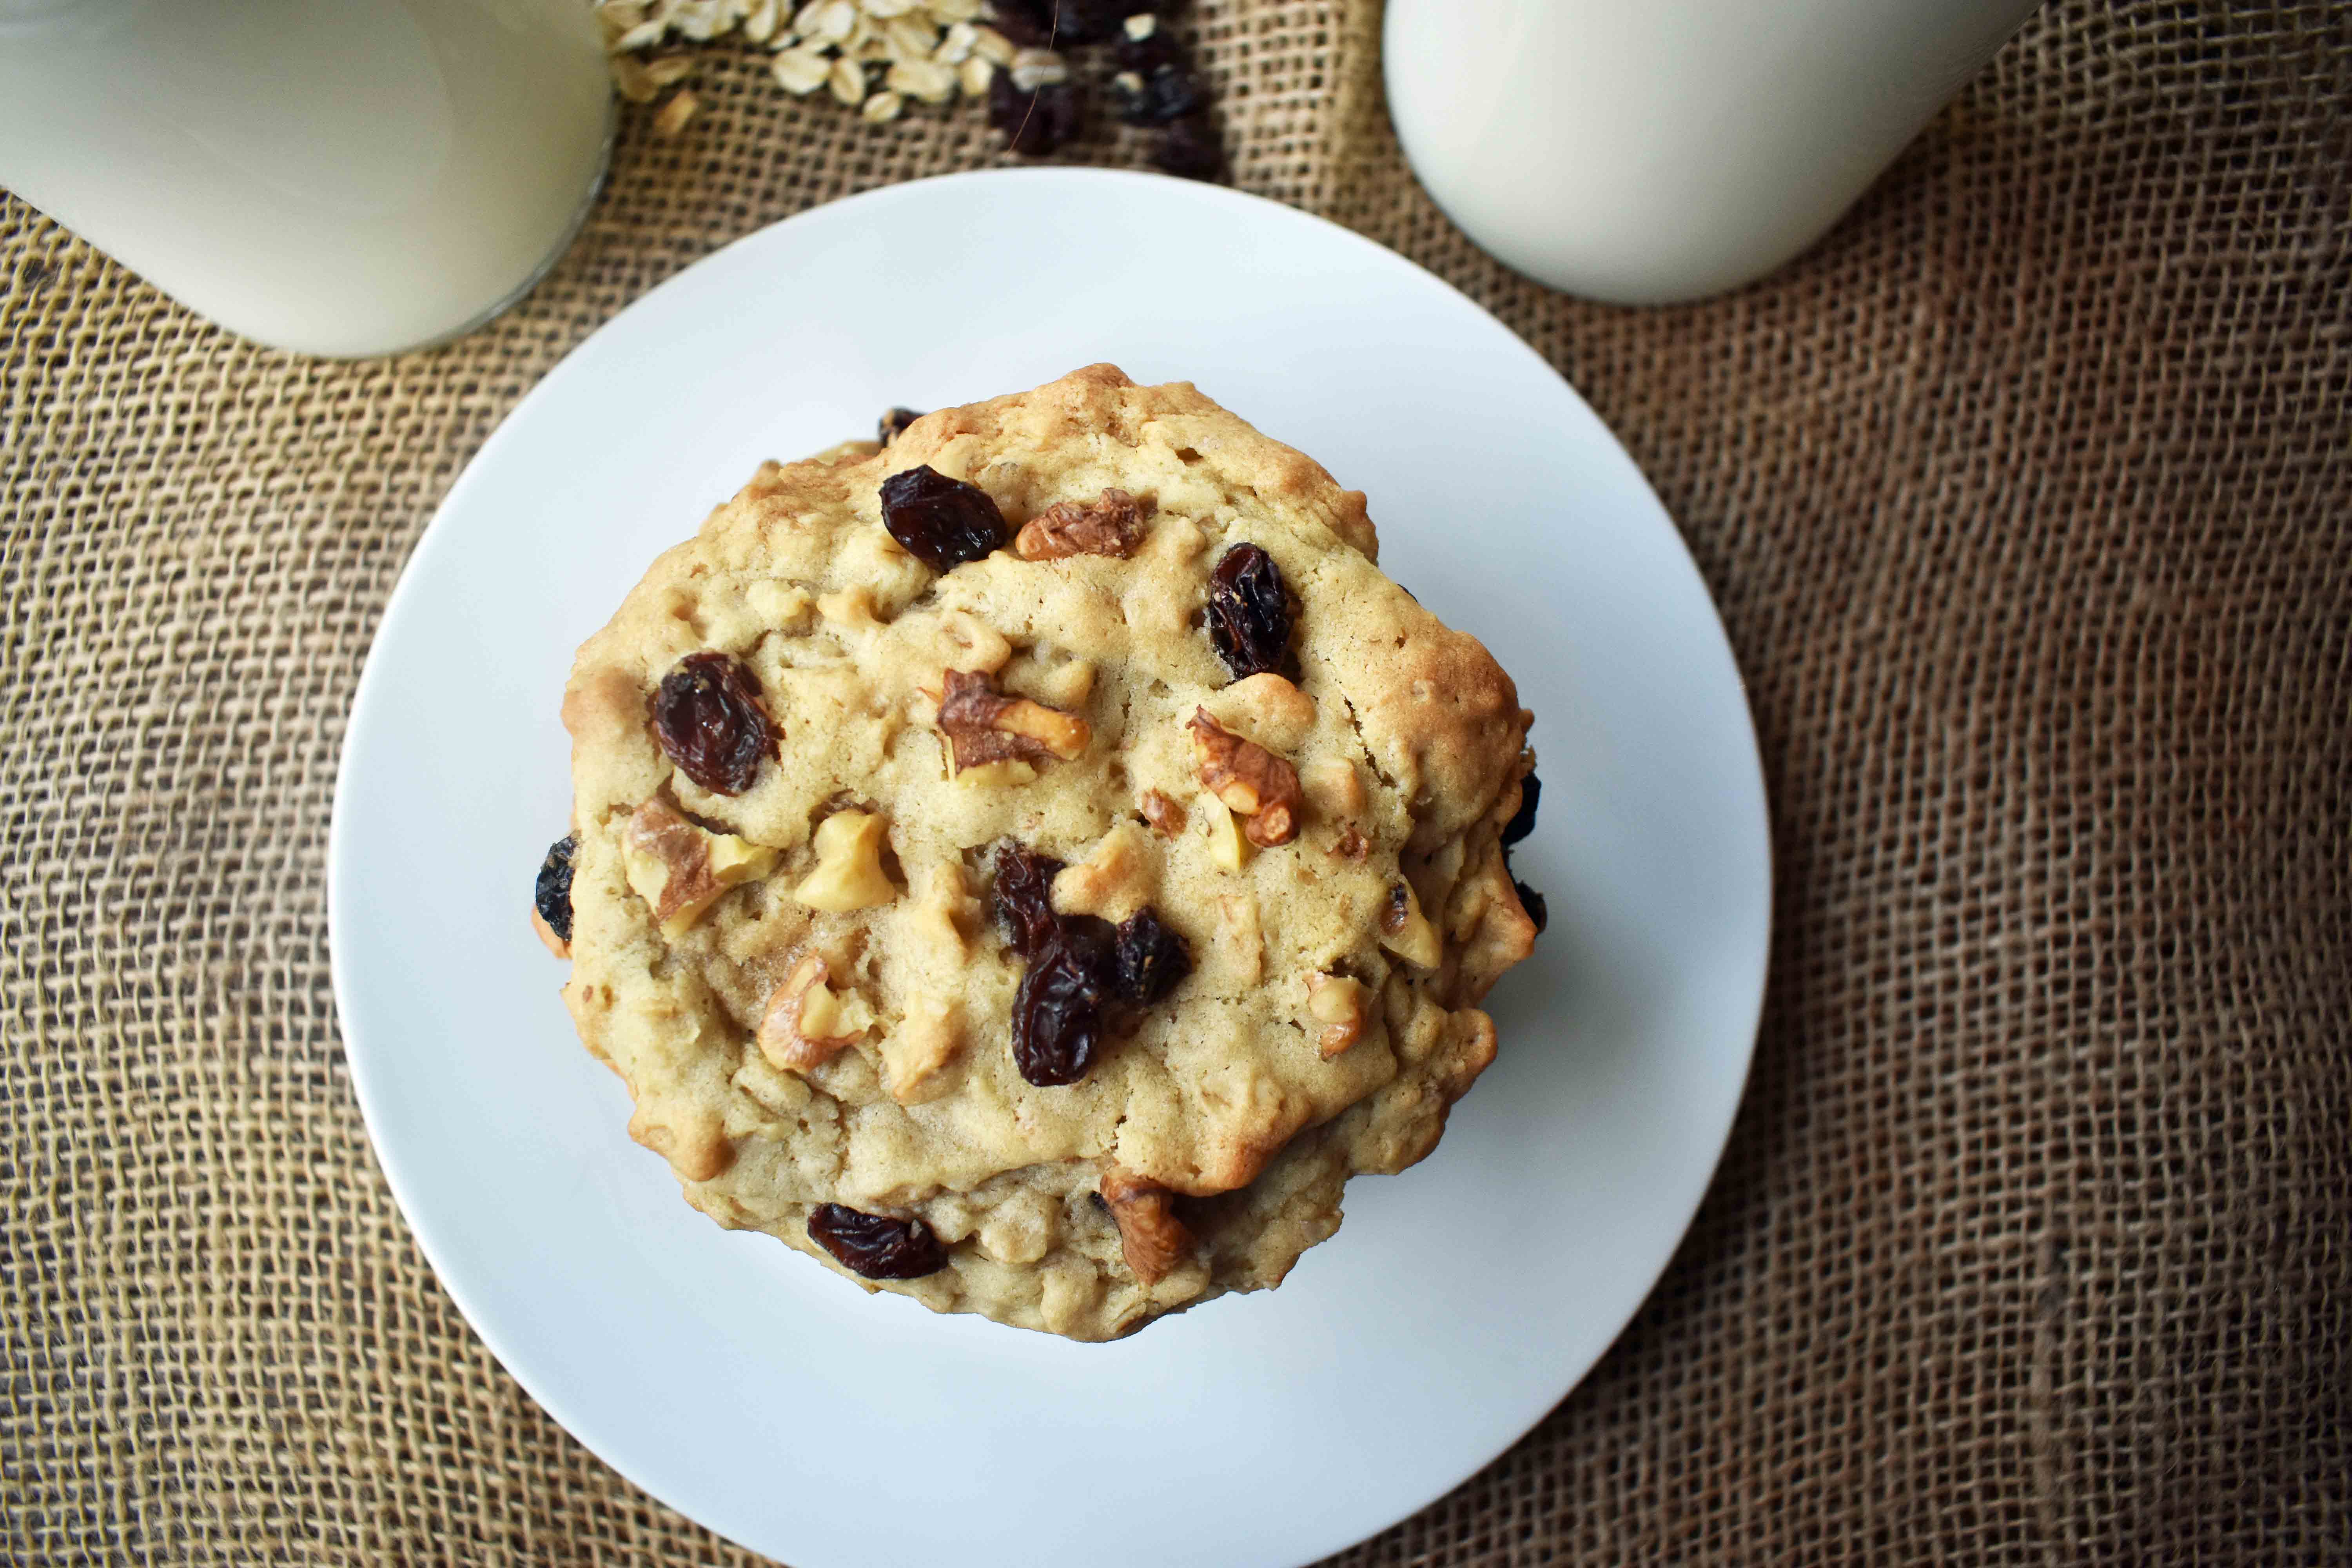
[5,2,2348,1562]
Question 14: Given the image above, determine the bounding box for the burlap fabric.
[6,2,2348,1561]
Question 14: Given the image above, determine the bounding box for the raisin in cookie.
[552,365,1538,1340]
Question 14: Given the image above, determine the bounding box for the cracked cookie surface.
[557,364,1537,1339]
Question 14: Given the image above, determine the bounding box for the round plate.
[329,168,1769,1568]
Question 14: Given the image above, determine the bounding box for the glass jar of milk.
[1385,0,2044,305]
[0,0,612,357]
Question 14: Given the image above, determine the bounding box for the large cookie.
[548,365,1538,1340]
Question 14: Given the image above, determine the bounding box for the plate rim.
[327,164,1772,1567]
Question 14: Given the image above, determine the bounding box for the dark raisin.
[534,835,577,944]
[1063,0,1130,38]
[1113,19,1184,73]
[991,841,1066,958]
[1012,917,1118,1085]
[806,1203,949,1279]
[652,652,777,795]
[1380,883,1411,935]
[878,407,924,444]
[1113,906,1192,1004]
[1111,62,1205,126]
[1153,114,1224,182]
[989,0,1123,45]
[878,465,1009,570]
[987,72,1083,157]
[1514,881,1548,935]
[986,0,1048,44]
[1206,543,1290,679]
[1502,772,1541,846]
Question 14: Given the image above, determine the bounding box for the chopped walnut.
[1049,822,1155,923]
[1013,487,1156,560]
[744,579,814,630]
[975,1189,1056,1266]
[792,809,897,912]
[621,799,778,938]
[1215,890,1264,985]
[936,610,1012,674]
[953,759,1038,788]
[907,862,974,958]
[1200,793,1250,870]
[758,953,872,1073]
[1214,672,1318,752]
[816,585,882,630]
[1379,880,1443,969]
[935,668,1091,774]
[1032,657,1095,710]
[879,1000,960,1103]
[1331,827,1370,862]
[1307,973,1370,1058]
[1099,1165,1194,1285]
[1187,708,1302,847]
[1139,787,1188,838]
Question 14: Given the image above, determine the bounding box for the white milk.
[1384,0,2043,305]
[0,0,612,356]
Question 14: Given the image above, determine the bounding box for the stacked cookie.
[540,365,1537,1339]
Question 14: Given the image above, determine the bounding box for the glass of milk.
[1385,0,2044,305]
[0,0,613,357]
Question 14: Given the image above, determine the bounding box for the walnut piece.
[907,861,974,958]
[816,584,882,630]
[1215,890,1264,985]
[936,609,1012,674]
[1139,787,1188,838]
[621,799,778,938]
[757,953,872,1072]
[1331,827,1370,862]
[1200,793,1250,870]
[879,1000,960,1103]
[1033,657,1095,710]
[1379,880,1443,969]
[1013,487,1155,560]
[935,668,1090,775]
[1307,973,1370,1058]
[953,759,1037,788]
[1049,822,1156,923]
[975,1189,1056,1266]
[1187,708,1302,847]
[1099,1165,1194,1285]
[792,809,897,911]
[1213,672,1318,751]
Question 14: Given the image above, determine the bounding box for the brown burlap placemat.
[5,2,2348,1561]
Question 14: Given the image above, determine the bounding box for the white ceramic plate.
[330,168,1769,1568]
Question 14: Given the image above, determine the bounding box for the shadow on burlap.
[3,2,2347,1562]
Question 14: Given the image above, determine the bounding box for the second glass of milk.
[0,0,613,358]
[1385,0,2044,305]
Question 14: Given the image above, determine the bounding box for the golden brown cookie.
[552,365,1537,1339]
